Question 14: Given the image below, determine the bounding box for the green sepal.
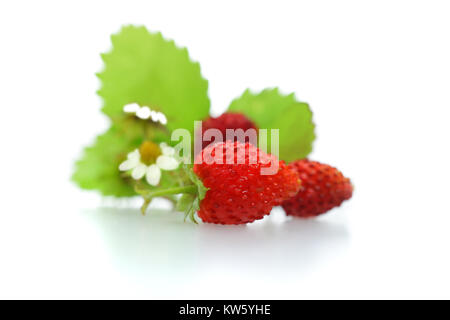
[180,165,208,224]
[135,183,197,215]
[182,164,208,200]
[188,197,200,224]
[180,196,199,224]
[176,193,196,212]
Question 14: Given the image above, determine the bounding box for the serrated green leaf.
[72,126,141,196]
[98,25,210,134]
[227,88,315,162]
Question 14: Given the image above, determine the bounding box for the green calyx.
[135,165,208,223]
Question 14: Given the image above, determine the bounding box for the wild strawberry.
[201,112,258,149]
[193,141,300,225]
[282,159,353,218]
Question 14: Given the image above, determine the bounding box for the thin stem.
[141,198,151,215]
[139,185,197,199]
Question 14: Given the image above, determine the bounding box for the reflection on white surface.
[84,206,350,283]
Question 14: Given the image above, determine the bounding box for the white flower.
[123,103,140,113]
[119,143,179,186]
[123,103,168,125]
[136,106,152,119]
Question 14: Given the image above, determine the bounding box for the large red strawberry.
[282,159,353,218]
[193,141,300,225]
[201,112,258,149]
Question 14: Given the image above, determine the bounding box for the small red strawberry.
[282,159,353,218]
[193,141,300,225]
[201,112,258,149]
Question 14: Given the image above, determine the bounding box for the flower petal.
[127,149,140,161]
[136,106,151,119]
[157,155,179,171]
[131,163,147,180]
[146,164,161,186]
[158,113,167,125]
[160,144,175,156]
[119,159,135,171]
[123,103,140,113]
[150,110,158,121]
[119,150,141,171]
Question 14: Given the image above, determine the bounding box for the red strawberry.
[282,159,353,218]
[193,141,300,225]
[201,112,258,149]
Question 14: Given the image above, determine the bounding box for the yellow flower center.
[139,141,161,165]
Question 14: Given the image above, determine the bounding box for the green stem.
[139,185,197,199]
[141,198,151,215]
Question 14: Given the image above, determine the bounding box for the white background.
[1,0,450,299]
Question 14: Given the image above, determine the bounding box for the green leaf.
[97,25,210,134]
[72,126,142,196]
[227,88,315,162]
